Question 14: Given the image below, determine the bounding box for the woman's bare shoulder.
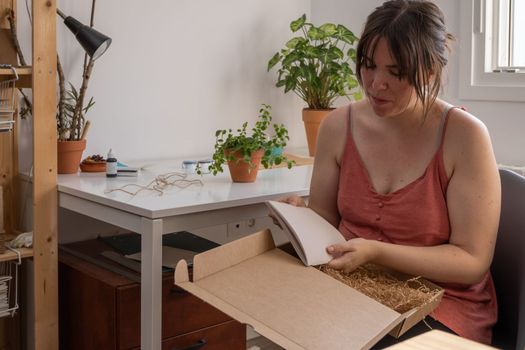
[444,106,494,168]
[317,104,353,163]
[446,107,490,146]
[322,105,350,128]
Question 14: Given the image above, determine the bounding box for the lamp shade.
[63,16,112,60]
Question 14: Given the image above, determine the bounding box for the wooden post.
[32,0,58,348]
[0,0,17,239]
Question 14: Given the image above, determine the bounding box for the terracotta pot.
[302,108,334,156]
[57,139,87,174]
[226,149,264,183]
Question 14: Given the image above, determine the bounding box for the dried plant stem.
[70,58,93,140]
[70,0,97,141]
[6,9,33,118]
[6,9,27,66]
[57,55,66,133]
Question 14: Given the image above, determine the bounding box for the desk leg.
[141,218,163,350]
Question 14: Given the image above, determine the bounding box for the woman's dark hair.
[356,0,454,117]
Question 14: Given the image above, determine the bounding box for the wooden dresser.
[58,239,246,350]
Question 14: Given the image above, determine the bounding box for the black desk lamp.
[57,8,112,60]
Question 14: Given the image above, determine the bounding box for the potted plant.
[268,14,361,156]
[55,82,95,174]
[200,104,294,183]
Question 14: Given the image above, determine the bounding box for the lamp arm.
[89,0,96,27]
[83,0,96,75]
[56,8,66,20]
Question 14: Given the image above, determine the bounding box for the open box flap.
[175,230,404,350]
[389,277,444,337]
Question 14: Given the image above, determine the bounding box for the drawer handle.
[171,339,207,350]
[169,287,188,295]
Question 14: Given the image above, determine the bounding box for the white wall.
[17,0,521,169]
[17,0,311,171]
[312,0,525,166]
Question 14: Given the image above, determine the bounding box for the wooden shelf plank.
[0,66,32,88]
[0,247,33,263]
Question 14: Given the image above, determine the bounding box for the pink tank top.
[337,105,497,344]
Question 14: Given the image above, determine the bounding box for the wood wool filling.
[319,264,440,314]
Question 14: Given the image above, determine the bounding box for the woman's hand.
[326,238,379,273]
[269,196,307,229]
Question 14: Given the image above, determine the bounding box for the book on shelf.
[266,200,346,266]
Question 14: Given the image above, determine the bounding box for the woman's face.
[360,37,418,118]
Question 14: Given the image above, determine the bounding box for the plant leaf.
[307,27,324,40]
[290,14,306,32]
[347,47,357,62]
[339,25,358,45]
[276,79,287,88]
[319,23,337,36]
[347,76,359,89]
[282,52,300,67]
[267,52,281,71]
[284,78,296,93]
[286,37,305,49]
[329,46,344,60]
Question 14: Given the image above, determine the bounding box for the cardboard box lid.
[175,230,407,350]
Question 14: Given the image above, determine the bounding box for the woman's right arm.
[307,107,348,228]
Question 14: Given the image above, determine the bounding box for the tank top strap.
[435,104,454,150]
[348,104,354,136]
[435,104,459,188]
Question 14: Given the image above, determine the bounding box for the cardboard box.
[175,230,443,350]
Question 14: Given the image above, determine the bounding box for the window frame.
[459,0,525,102]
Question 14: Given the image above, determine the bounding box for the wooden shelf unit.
[0,0,58,349]
[0,66,32,88]
[0,248,33,263]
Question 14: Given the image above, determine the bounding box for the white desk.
[57,161,312,349]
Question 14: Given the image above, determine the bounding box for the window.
[493,0,525,71]
[459,0,525,101]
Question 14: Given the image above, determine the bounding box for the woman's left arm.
[328,110,501,284]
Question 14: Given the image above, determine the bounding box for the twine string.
[104,172,203,197]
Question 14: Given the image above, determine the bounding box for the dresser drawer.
[130,320,246,350]
[59,243,240,350]
[117,282,233,349]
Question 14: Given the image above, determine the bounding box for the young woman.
[283,0,500,345]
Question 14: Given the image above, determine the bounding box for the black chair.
[491,169,525,350]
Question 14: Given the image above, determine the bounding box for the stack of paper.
[0,276,12,317]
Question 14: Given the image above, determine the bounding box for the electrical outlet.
[227,221,247,237]
[246,218,256,228]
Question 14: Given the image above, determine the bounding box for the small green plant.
[200,104,294,176]
[57,83,95,140]
[268,14,362,109]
